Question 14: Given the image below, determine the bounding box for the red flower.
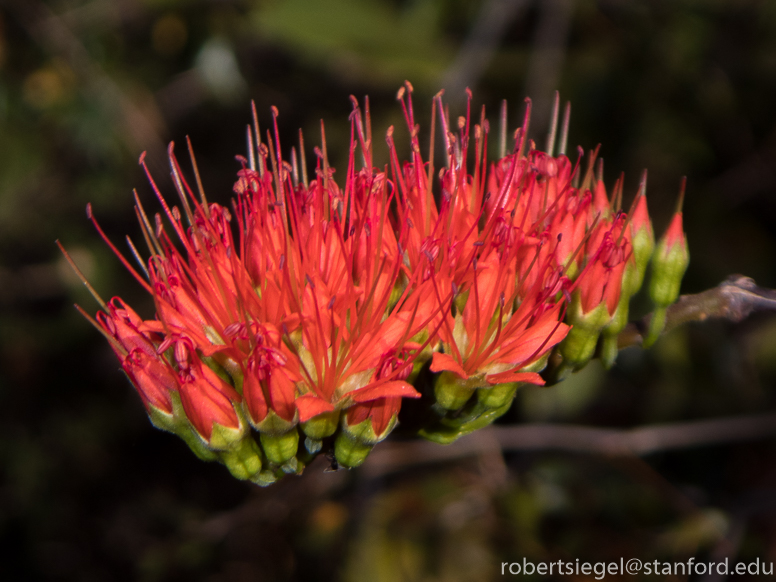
[63,85,666,479]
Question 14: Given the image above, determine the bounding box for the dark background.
[2,0,776,580]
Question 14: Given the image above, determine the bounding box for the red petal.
[430,352,469,379]
[295,394,335,423]
[179,375,239,440]
[268,367,297,422]
[485,370,545,385]
[243,371,268,424]
[663,212,685,249]
[346,396,401,437]
[350,380,420,403]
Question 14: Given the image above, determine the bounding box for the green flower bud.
[628,193,655,294]
[419,399,512,444]
[148,390,219,461]
[433,370,481,410]
[560,297,611,370]
[342,412,397,446]
[260,428,299,465]
[251,408,297,436]
[334,432,373,468]
[645,209,689,347]
[600,288,631,369]
[218,436,263,480]
[649,212,689,309]
[301,410,340,440]
[477,382,518,409]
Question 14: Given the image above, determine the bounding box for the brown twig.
[363,411,776,479]
[618,275,776,349]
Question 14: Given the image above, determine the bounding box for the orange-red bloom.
[66,84,660,480]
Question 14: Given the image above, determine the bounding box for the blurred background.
[2,0,776,580]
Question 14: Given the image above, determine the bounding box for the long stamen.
[547,90,560,157]
[559,100,571,156]
[56,240,109,312]
[86,204,153,294]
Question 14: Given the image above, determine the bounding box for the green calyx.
[147,391,220,461]
[301,410,340,440]
[260,428,300,465]
[600,285,633,369]
[417,380,521,445]
[218,436,263,480]
[560,298,611,370]
[342,412,398,446]
[649,240,690,309]
[419,399,512,445]
[249,407,298,436]
[433,370,483,411]
[630,225,655,294]
[334,431,374,468]
[477,381,519,409]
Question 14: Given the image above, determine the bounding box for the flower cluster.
[66,85,687,484]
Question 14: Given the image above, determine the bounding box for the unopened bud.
[301,409,340,440]
[433,371,478,410]
[477,381,518,409]
[645,211,689,347]
[334,432,373,468]
[560,294,611,370]
[649,212,689,309]
[218,436,263,481]
[260,428,299,465]
[628,193,654,294]
[419,399,512,444]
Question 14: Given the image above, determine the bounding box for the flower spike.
[65,88,687,481]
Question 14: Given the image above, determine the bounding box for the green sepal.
[217,436,263,480]
[147,390,219,461]
[301,410,340,439]
[561,295,611,369]
[177,429,220,461]
[334,432,373,468]
[566,291,613,329]
[433,370,485,411]
[630,225,655,294]
[600,285,633,369]
[251,469,279,487]
[342,412,398,445]
[560,324,601,369]
[407,339,434,384]
[599,334,619,370]
[260,428,300,465]
[477,382,518,409]
[208,419,248,451]
[280,456,300,475]
[417,424,466,445]
[520,352,552,374]
[251,407,298,436]
[649,237,690,309]
[643,306,667,348]
[604,276,633,336]
[419,400,512,444]
[304,437,323,455]
[146,401,178,434]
